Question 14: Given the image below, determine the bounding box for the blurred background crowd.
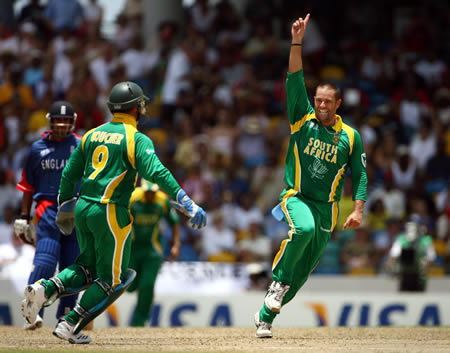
[0,0,449,280]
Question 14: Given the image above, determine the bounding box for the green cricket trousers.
[260,189,339,324]
[42,198,133,325]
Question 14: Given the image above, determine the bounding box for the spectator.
[17,0,48,38]
[0,64,34,109]
[368,171,406,220]
[341,223,377,274]
[44,0,84,33]
[200,210,236,262]
[83,0,103,31]
[373,218,401,269]
[366,198,389,234]
[414,49,447,89]
[189,0,217,34]
[409,119,437,173]
[424,139,450,196]
[237,222,271,263]
[233,192,264,235]
[391,145,417,191]
[89,41,118,94]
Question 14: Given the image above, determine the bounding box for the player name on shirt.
[41,158,69,170]
[303,137,338,164]
[90,131,124,145]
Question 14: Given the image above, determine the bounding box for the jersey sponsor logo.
[308,159,328,179]
[308,121,319,130]
[90,131,124,145]
[361,153,366,168]
[39,147,55,157]
[303,137,338,164]
[40,158,68,170]
[134,213,160,225]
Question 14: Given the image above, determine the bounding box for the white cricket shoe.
[24,314,43,330]
[254,312,272,338]
[22,281,47,325]
[53,320,91,344]
[264,281,290,313]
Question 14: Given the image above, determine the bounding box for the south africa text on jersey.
[303,137,338,164]
[90,131,124,145]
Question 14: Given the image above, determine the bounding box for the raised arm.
[289,14,310,74]
[286,14,314,126]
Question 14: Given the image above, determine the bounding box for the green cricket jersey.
[285,70,367,202]
[59,113,181,205]
[394,234,434,284]
[129,187,179,257]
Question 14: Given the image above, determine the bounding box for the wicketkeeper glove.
[170,189,207,230]
[14,216,36,246]
[55,197,77,235]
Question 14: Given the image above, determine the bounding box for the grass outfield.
[1,326,450,353]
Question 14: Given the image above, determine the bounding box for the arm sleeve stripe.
[81,128,96,152]
[293,142,301,192]
[328,163,347,202]
[16,183,34,193]
[341,123,355,155]
[290,113,316,134]
[124,124,137,169]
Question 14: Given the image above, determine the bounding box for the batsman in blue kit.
[14,101,81,330]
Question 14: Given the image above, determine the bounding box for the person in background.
[127,180,181,326]
[388,219,436,292]
[15,101,80,330]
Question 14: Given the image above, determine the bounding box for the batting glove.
[55,197,77,235]
[171,189,207,230]
[14,217,36,246]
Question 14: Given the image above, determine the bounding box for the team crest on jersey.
[308,159,328,179]
[333,133,341,144]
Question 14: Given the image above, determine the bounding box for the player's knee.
[35,238,61,264]
[34,251,58,267]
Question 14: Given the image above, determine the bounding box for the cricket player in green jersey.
[388,220,436,292]
[127,180,181,326]
[254,14,368,338]
[21,81,206,344]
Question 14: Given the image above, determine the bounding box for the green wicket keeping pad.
[73,268,136,334]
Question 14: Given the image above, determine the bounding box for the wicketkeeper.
[21,81,206,344]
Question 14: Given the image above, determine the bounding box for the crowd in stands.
[0,0,449,277]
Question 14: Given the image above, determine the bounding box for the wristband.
[20,214,31,221]
[291,43,303,46]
